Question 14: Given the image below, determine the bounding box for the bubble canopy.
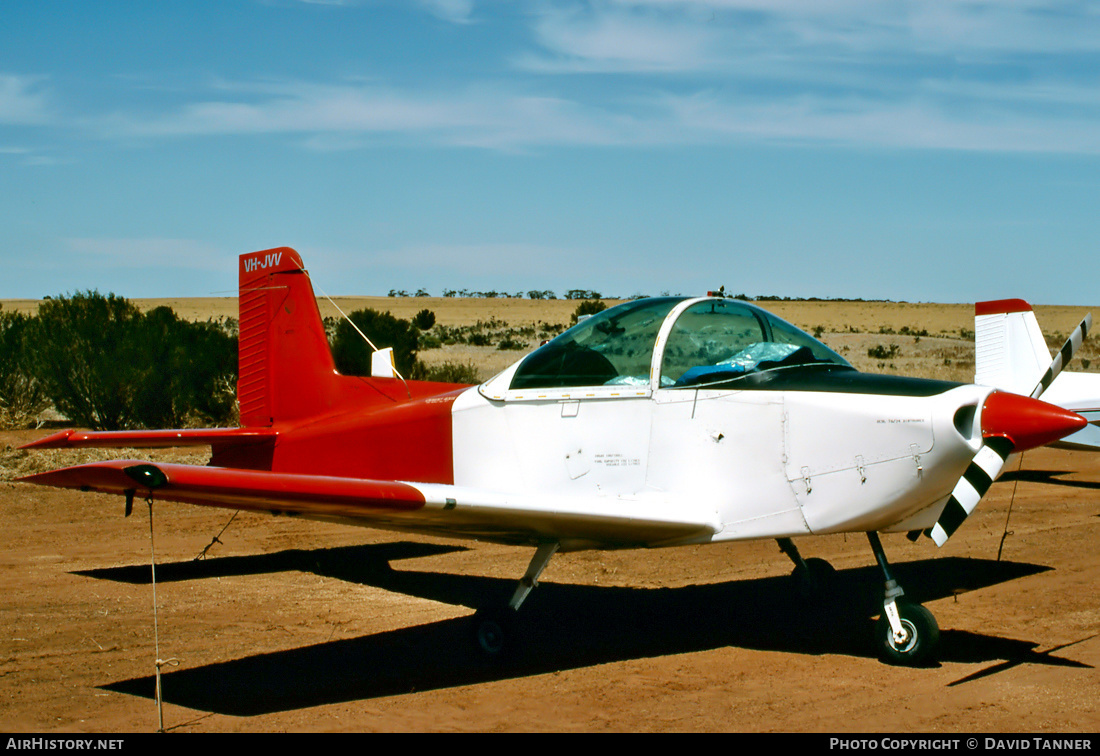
[507,296,852,393]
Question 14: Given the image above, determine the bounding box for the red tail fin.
[234,247,469,480]
[238,247,338,425]
[236,247,465,430]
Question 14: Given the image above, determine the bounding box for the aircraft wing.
[18,461,715,549]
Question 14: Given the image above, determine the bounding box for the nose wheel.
[877,599,939,665]
[868,532,939,666]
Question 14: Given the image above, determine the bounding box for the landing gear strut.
[472,542,559,657]
[867,532,939,666]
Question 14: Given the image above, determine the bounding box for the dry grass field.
[2,295,1099,733]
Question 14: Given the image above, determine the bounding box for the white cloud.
[520,4,724,72]
[655,89,1100,153]
[417,0,476,23]
[35,1,1100,156]
[0,74,53,124]
[533,0,1100,62]
[85,67,1100,155]
[506,0,1100,152]
[93,79,637,150]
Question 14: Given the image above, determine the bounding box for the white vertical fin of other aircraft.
[975,307,1050,393]
[1030,314,1092,398]
[934,310,1092,546]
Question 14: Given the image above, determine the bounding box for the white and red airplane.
[18,249,1089,666]
[975,299,1100,450]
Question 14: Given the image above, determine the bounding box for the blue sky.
[2,0,1098,304]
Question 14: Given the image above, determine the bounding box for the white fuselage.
[450,370,991,546]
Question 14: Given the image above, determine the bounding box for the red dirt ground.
[1,429,1097,733]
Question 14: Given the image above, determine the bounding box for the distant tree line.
[392,287,609,300]
[386,286,901,304]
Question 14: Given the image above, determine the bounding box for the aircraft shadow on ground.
[74,541,467,584]
[93,546,1083,716]
[999,469,1100,491]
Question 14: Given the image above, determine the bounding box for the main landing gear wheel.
[472,607,514,657]
[877,600,939,666]
[471,542,559,659]
[793,557,837,600]
[776,538,836,600]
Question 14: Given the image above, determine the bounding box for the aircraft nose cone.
[981,391,1087,452]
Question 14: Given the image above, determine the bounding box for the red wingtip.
[17,429,76,450]
[16,460,150,492]
[981,391,1087,451]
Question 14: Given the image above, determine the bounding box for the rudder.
[238,247,344,426]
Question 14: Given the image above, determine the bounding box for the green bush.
[418,332,443,350]
[332,310,485,384]
[410,360,481,384]
[413,309,436,331]
[497,337,528,351]
[570,299,607,324]
[28,292,237,430]
[135,307,238,427]
[867,343,901,360]
[331,308,420,378]
[0,309,50,428]
[32,291,143,429]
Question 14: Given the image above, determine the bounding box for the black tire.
[471,607,514,658]
[792,557,837,601]
[877,601,939,666]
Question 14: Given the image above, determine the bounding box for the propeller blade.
[1030,313,1091,399]
[929,436,1012,547]
[929,391,1086,547]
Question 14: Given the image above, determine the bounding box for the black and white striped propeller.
[929,314,1092,547]
[1029,313,1092,399]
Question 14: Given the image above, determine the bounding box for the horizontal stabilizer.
[19,427,278,450]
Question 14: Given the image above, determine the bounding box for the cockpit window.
[510,297,683,390]
[660,300,850,387]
